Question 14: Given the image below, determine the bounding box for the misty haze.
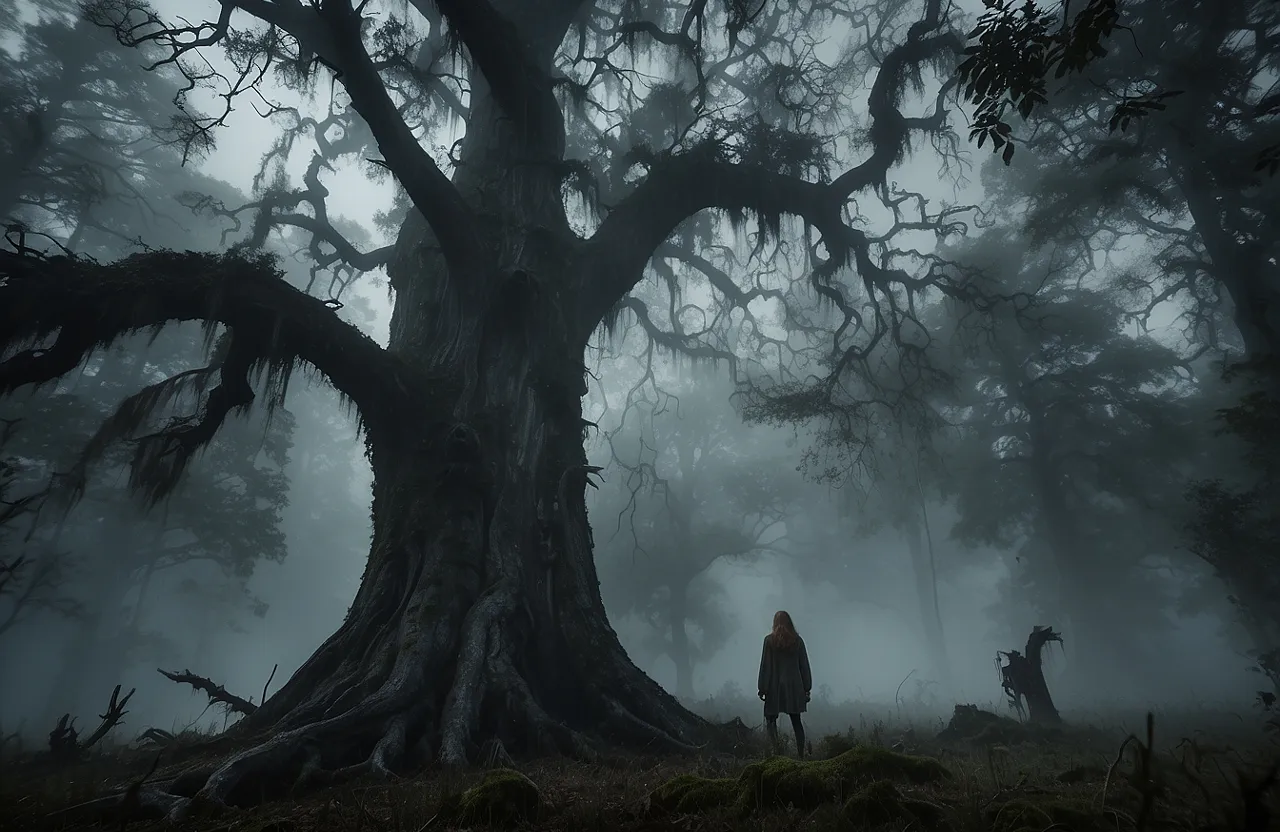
[0,0,1276,830]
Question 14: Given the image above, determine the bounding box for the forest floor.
[1,703,1276,832]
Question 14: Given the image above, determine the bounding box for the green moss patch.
[648,745,952,817]
[450,768,545,827]
[647,773,740,814]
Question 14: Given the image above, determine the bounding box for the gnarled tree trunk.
[164,70,709,807]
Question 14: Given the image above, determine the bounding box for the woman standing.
[757,610,812,757]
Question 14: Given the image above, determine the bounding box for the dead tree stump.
[998,625,1063,725]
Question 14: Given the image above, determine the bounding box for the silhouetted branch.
[48,685,137,762]
[158,668,258,717]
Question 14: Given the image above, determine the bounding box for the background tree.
[968,0,1279,368]
[832,429,954,686]
[0,6,302,726]
[937,228,1200,691]
[975,1,1280,690]
[596,374,796,700]
[0,418,81,639]
[1184,367,1280,695]
[0,323,294,723]
[0,0,201,239]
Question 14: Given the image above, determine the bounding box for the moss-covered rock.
[451,768,545,827]
[648,745,952,817]
[647,773,739,814]
[736,745,952,812]
[841,779,944,827]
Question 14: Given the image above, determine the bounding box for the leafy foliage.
[957,0,1123,164]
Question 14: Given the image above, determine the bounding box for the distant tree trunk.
[668,581,695,700]
[39,512,148,724]
[40,577,127,727]
[903,513,950,686]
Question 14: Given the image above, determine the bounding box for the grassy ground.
[1,703,1275,831]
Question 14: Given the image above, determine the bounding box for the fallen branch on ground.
[48,684,136,762]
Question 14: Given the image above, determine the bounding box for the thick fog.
[0,0,1273,752]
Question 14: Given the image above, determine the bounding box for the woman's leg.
[789,713,806,758]
[765,715,780,751]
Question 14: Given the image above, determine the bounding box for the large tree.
[0,0,972,810]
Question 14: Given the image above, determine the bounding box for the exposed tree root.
[53,601,718,827]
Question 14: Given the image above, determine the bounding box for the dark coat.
[757,634,812,716]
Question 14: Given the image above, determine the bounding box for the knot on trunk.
[434,421,491,495]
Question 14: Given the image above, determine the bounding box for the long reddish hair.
[768,610,800,650]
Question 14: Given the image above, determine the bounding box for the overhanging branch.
[0,247,422,453]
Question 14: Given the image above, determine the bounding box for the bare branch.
[90,0,489,282]
[158,667,258,717]
[576,0,961,334]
